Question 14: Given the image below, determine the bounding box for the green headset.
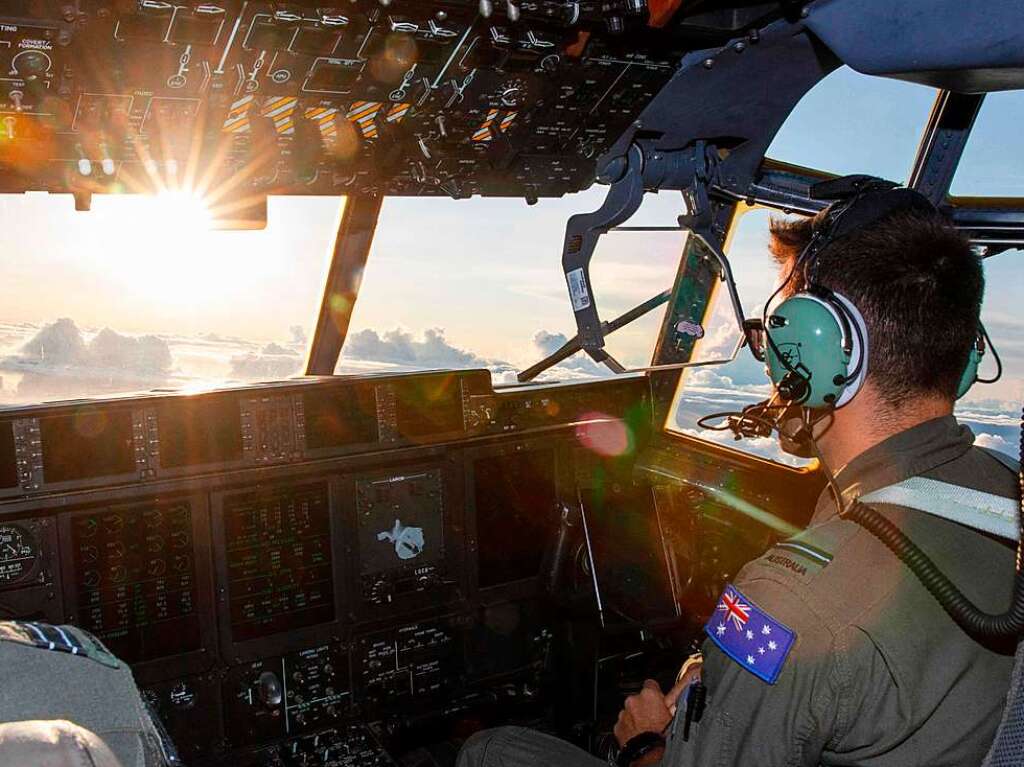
[760,177,993,409]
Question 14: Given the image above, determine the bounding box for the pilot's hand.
[665,655,704,717]
[614,679,672,748]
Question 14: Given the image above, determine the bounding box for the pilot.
[0,620,175,766]
[457,187,1019,766]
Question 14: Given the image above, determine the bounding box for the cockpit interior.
[0,0,1021,765]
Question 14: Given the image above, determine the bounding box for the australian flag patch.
[705,585,796,684]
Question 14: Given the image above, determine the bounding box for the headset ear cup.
[956,340,983,400]
[765,294,859,408]
[830,293,868,408]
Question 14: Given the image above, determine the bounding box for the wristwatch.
[614,731,666,767]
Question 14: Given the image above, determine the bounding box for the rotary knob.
[12,50,52,79]
[257,670,283,708]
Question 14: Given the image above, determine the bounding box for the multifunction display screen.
[158,397,243,468]
[303,386,379,450]
[357,470,445,576]
[69,501,202,662]
[473,449,558,588]
[394,377,464,438]
[41,409,135,483]
[223,483,335,642]
[0,422,18,489]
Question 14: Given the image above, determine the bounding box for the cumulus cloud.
[7,318,172,375]
[974,432,1016,455]
[0,318,175,399]
[679,426,809,467]
[530,330,606,378]
[229,342,304,380]
[344,327,509,371]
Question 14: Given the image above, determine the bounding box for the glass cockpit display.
[41,410,136,483]
[473,449,558,588]
[223,483,335,642]
[68,501,202,662]
[356,470,445,578]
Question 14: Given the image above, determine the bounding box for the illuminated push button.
[257,670,283,707]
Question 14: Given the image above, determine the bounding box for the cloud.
[89,327,172,373]
[681,367,772,401]
[344,327,506,370]
[974,431,1016,456]
[6,318,172,375]
[229,343,304,380]
[1,318,175,399]
[678,426,809,467]
[530,330,606,377]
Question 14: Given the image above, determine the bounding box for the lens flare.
[576,412,634,457]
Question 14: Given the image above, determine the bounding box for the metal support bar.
[909,91,985,205]
[610,226,685,232]
[518,289,672,382]
[561,143,646,352]
[723,160,1024,248]
[305,195,384,376]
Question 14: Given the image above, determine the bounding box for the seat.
[0,720,126,767]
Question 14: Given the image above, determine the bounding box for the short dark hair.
[768,209,983,407]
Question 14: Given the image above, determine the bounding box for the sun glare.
[155,189,213,232]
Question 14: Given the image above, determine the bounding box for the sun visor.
[805,0,1024,93]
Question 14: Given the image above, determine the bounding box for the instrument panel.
[0,369,647,763]
[0,367,817,765]
[66,497,205,662]
[0,1,693,205]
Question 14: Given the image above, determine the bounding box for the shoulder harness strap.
[859,448,1021,542]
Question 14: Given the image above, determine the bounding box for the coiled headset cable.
[810,407,1024,639]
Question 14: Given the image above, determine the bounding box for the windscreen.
[0,195,336,406]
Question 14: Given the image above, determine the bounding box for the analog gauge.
[0,524,38,586]
[496,76,530,108]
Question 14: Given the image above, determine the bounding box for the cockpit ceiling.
[0,1,1022,206]
[0,0,722,203]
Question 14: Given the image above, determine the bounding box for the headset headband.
[801,177,940,275]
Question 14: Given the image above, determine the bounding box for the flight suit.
[458,416,1019,767]
[0,621,172,767]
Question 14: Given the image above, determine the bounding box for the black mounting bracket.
[561,140,719,354]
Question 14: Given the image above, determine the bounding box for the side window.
[766,66,936,182]
[956,251,1024,456]
[666,207,813,466]
[950,90,1024,197]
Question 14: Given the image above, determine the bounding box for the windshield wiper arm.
[517,289,671,383]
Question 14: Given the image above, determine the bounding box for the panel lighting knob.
[12,50,52,79]
[257,670,283,708]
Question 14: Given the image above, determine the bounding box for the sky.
[0,67,1020,462]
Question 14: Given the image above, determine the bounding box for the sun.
[154,189,213,232]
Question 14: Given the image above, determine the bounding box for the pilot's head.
[764,198,983,449]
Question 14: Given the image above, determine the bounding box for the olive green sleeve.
[663,575,844,767]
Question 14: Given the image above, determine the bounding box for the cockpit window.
[956,249,1024,453]
[666,212,1024,466]
[766,66,937,182]
[664,207,813,466]
[949,90,1024,197]
[342,191,686,381]
[0,195,334,406]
